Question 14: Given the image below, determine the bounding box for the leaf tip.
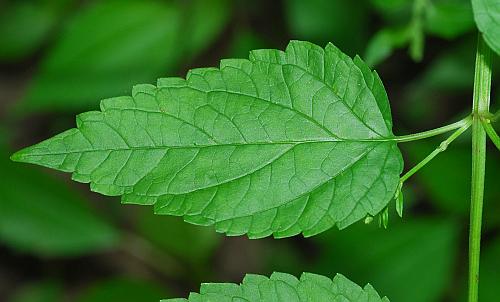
[10,149,27,163]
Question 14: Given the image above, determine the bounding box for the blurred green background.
[0,0,499,301]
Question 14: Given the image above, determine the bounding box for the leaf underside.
[472,0,500,55]
[12,40,403,239]
[163,272,390,302]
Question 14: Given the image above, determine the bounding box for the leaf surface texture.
[12,41,403,238]
[164,272,389,302]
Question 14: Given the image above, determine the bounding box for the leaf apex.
[10,147,29,163]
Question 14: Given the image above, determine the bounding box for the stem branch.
[394,116,471,142]
[468,34,492,302]
[399,119,472,184]
[393,119,472,217]
[481,118,500,151]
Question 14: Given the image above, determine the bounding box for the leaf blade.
[12,41,403,238]
[162,272,389,301]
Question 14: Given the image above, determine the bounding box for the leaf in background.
[0,145,119,257]
[164,272,389,301]
[226,30,268,59]
[370,0,413,23]
[424,0,474,39]
[137,210,220,264]
[364,27,410,67]
[76,277,166,302]
[0,0,70,62]
[313,218,459,302]
[19,0,230,113]
[183,0,231,57]
[472,0,500,55]
[284,0,369,55]
[413,42,474,90]
[401,41,474,121]
[12,41,403,238]
[8,281,61,302]
[368,0,474,65]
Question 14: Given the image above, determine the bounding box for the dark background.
[0,0,499,301]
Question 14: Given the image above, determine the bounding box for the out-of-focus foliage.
[0,144,119,257]
[0,0,71,62]
[18,0,230,113]
[8,281,61,302]
[76,278,167,302]
[404,141,500,220]
[226,30,268,59]
[1,0,499,301]
[366,0,475,65]
[284,0,369,55]
[137,211,220,265]
[313,219,459,302]
[480,238,500,301]
[472,0,500,55]
[424,0,475,38]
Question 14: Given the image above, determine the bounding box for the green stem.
[393,119,472,217]
[409,0,427,61]
[399,118,472,184]
[468,34,492,302]
[394,116,471,142]
[481,118,500,151]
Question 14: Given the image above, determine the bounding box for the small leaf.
[163,272,389,301]
[395,186,404,217]
[379,207,389,229]
[472,0,500,55]
[0,145,119,256]
[12,41,403,238]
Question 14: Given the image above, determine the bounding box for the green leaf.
[12,41,403,239]
[76,277,167,302]
[19,0,230,113]
[0,145,119,256]
[472,0,500,55]
[163,272,389,301]
[313,218,459,302]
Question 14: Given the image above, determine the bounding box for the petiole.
[394,117,473,217]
